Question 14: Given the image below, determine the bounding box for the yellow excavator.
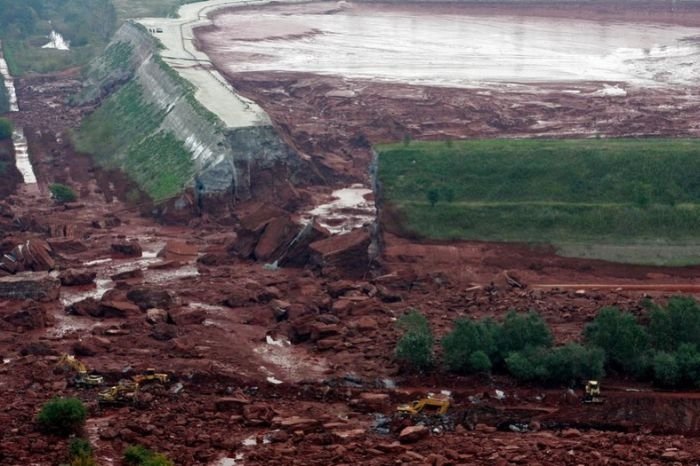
[56,354,104,388]
[396,393,451,416]
[132,368,169,385]
[98,380,139,405]
[583,380,603,404]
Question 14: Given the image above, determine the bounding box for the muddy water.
[12,129,37,186]
[201,2,700,87]
[307,184,375,234]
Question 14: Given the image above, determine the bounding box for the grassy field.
[377,139,700,265]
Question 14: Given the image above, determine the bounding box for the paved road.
[137,0,285,128]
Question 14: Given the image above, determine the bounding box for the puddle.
[306,184,375,234]
[13,128,38,186]
[211,454,244,466]
[42,31,70,50]
[0,43,19,111]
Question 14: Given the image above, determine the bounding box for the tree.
[49,183,77,203]
[36,397,87,436]
[468,350,492,373]
[427,189,439,207]
[442,318,499,373]
[653,352,680,388]
[584,307,649,375]
[395,310,434,371]
[649,297,700,352]
[497,311,553,358]
[0,117,12,140]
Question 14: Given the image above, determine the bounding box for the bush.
[124,445,173,466]
[653,352,680,388]
[49,183,77,203]
[442,318,498,373]
[505,348,545,382]
[69,439,93,458]
[584,307,649,375]
[506,344,604,385]
[468,350,492,373]
[498,311,553,357]
[0,117,12,140]
[649,297,700,352]
[395,310,433,371]
[37,397,87,436]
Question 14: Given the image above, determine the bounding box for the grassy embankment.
[73,41,197,202]
[113,0,204,21]
[377,139,700,265]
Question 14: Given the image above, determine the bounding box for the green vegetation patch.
[0,74,8,114]
[74,81,193,201]
[377,138,700,264]
[113,0,204,22]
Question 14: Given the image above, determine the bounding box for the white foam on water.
[0,43,18,111]
[42,31,70,50]
[12,128,38,185]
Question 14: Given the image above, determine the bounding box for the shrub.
[653,352,680,388]
[584,307,649,375]
[124,445,173,466]
[506,344,604,385]
[395,310,433,371]
[442,318,498,373]
[505,348,545,382]
[674,343,700,386]
[427,189,439,207]
[69,438,93,458]
[49,183,77,203]
[649,297,700,352]
[468,350,492,373]
[498,311,553,357]
[0,117,12,140]
[37,397,87,436]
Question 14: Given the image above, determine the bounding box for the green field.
[377,139,700,265]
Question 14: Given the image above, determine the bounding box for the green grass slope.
[377,139,700,265]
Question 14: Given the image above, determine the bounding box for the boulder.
[97,300,141,318]
[0,272,60,302]
[2,304,47,331]
[145,308,171,325]
[0,240,55,273]
[150,323,178,341]
[273,416,322,432]
[279,220,330,267]
[66,297,101,316]
[111,240,142,257]
[399,425,429,444]
[254,216,299,262]
[46,238,88,254]
[309,228,371,278]
[110,268,143,282]
[158,241,199,261]
[127,287,175,310]
[215,396,250,413]
[60,269,96,287]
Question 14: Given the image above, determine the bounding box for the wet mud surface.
[3,2,700,465]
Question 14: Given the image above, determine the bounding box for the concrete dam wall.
[73,22,301,206]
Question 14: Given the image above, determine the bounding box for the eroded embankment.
[72,22,305,212]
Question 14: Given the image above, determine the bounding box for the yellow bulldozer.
[396,393,451,416]
[583,380,603,404]
[56,354,104,388]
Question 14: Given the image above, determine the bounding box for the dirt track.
[2,2,700,465]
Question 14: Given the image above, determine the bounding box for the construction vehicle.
[396,393,451,416]
[132,368,169,385]
[56,354,104,387]
[97,380,139,406]
[583,380,603,404]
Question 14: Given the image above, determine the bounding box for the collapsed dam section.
[73,1,308,215]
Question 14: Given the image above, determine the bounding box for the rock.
[20,342,58,356]
[243,403,275,426]
[97,300,141,318]
[230,204,288,259]
[0,272,60,302]
[110,268,143,282]
[223,289,257,308]
[66,297,100,316]
[46,238,88,254]
[171,308,206,325]
[146,308,170,325]
[355,393,390,411]
[127,287,175,310]
[2,304,47,331]
[279,220,330,267]
[274,416,321,432]
[215,396,250,412]
[59,269,96,286]
[254,216,299,262]
[309,228,372,278]
[352,316,378,331]
[150,323,178,341]
[72,341,98,357]
[399,425,429,443]
[561,428,582,438]
[111,240,142,257]
[0,240,55,273]
[158,241,199,261]
[270,299,290,321]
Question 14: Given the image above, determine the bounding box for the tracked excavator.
[56,354,104,387]
[583,380,603,404]
[133,368,169,385]
[396,393,451,416]
[98,380,139,405]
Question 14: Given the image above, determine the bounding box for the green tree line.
[396,296,700,388]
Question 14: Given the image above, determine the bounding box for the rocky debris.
[110,268,144,281]
[254,215,299,262]
[46,237,88,254]
[65,297,100,316]
[158,241,199,261]
[111,240,142,257]
[1,303,47,331]
[279,220,330,267]
[0,239,55,273]
[145,308,172,325]
[59,269,96,286]
[399,425,429,443]
[150,322,178,341]
[0,272,60,302]
[309,228,371,278]
[127,287,175,310]
[68,297,141,318]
